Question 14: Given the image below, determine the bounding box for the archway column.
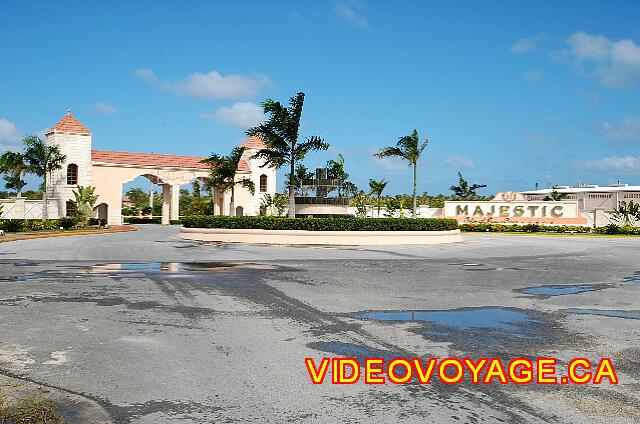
[161,184,170,225]
[170,184,180,221]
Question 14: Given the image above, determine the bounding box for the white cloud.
[444,155,477,169]
[332,0,368,28]
[575,156,640,175]
[92,102,117,115]
[510,34,545,54]
[370,155,407,173]
[135,68,271,99]
[523,70,544,80]
[202,102,265,129]
[600,116,640,142]
[0,118,22,151]
[135,68,158,84]
[566,32,640,88]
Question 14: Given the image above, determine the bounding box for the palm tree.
[202,146,255,216]
[374,129,428,218]
[327,154,349,196]
[543,190,569,201]
[72,185,99,227]
[23,135,66,219]
[0,150,28,197]
[368,178,388,218]
[247,92,328,218]
[449,172,487,200]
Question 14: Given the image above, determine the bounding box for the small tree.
[611,201,640,227]
[247,92,329,217]
[374,129,429,218]
[73,186,99,227]
[368,179,388,218]
[274,193,288,216]
[23,135,66,219]
[202,147,255,216]
[449,172,487,200]
[0,151,28,197]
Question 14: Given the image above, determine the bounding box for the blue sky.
[1,0,640,195]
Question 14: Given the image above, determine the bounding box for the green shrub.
[59,216,78,229]
[180,216,459,231]
[170,219,182,225]
[460,223,592,234]
[88,218,107,227]
[124,217,161,224]
[0,219,63,232]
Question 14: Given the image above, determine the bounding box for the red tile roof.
[45,111,91,136]
[91,150,251,173]
[237,159,251,173]
[241,136,267,149]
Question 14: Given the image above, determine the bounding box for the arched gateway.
[45,111,276,225]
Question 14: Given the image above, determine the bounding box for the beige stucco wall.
[179,227,463,245]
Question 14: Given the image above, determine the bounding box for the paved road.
[0,226,638,423]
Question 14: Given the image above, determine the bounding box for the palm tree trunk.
[42,171,48,219]
[230,186,235,217]
[288,160,295,218]
[412,162,417,218]
[377,195,381,218]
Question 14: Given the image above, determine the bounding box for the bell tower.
[44,110,93,217]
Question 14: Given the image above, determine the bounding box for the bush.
[124,217,161,224]
[170,219,182,225]
[460,223,593,234]
[88,218,107,227]
[0,219,63,233]
[181,216,459,231]
[59,216,78,229]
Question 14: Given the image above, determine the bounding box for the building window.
[66,200,77,217]
[67,164,78,185]
[260,174,268,192]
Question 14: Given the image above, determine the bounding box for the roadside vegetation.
[181,216,458,231]
[0,390,66,423]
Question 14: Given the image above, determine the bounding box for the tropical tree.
[0,150,28,197]
[368,178,388,218]
[611,201,640,227]
[202,146,255,216]
[72,185,99,227]
[247,92,329,218]
[326,154,350,197]
[543,190,569,201]
[449,172,487,200]
[285,163,314,196]
[374,129,428,217]
[23,135,66,219]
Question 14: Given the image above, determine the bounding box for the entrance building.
[44,111,276,225]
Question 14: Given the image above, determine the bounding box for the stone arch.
[95,202,109,222]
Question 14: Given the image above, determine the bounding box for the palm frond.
[374,146,405,159]
[236,178,255,195]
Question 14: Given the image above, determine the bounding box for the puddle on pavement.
[623,272,640,283]
[563,308,640,320]
[90,262,238,274]
[351,307,547,352]
[307,341,398,361]
[517,284,607,298]
[0,262,241,282]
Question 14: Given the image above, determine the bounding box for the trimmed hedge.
[180,215,459,231]
[124,217,161,224]
[0,218,107,233]
[460,223,592,233]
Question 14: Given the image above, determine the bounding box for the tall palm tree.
[368,178,388,218]
[0,150,28,197]
[202,146,255,216]
[23,135,66,219]
[247,92,328,218]
[374,129,429,218]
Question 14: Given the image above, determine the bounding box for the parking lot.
[0,226,638,423]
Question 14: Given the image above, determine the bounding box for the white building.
[1,111,277,225]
